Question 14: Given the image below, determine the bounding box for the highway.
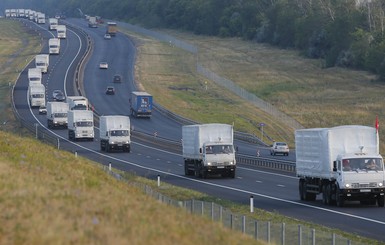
[11,18,385,243]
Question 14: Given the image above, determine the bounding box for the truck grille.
[351,183,378,188]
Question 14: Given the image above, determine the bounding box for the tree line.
[3,0,385,80]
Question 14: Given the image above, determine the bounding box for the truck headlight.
[345,183,351,188]
[207,162,212,166]
[379,182,383,187]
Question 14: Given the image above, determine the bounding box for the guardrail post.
[298,225,302,245]
[250,195,254,213]
[157,174,160,187]
[281,223,285,245]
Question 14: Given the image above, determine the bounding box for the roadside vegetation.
[0,16,382,245]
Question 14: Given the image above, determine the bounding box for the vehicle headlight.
[345,183,351,188]
[379,182,383,187]
[207,162,212,166]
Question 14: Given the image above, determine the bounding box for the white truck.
[99,115,131,152]
[48,18,58,30]
[28,68,42,86]
[66,96,88,110]
[88,16,98,28]
[296,125,385,207]
[37,12,45,24]
[35,54,49,73]
[29,84,45,107]
[67,110,94,141]
[182,123,236,178]
[56,25,66,39]
[46,102,69,129]
[48,38,60,54]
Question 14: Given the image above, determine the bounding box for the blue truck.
[130,91,153,118]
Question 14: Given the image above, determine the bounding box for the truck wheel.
[229,171,235,178]
[126,146,131,153]
[336,188,345,207]
[299,180,305,201]
[105,143,110,153]
[378,196,385,207]
[184,163,189,176]
[100,143,104,151]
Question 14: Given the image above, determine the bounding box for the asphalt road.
[11,18,385,243]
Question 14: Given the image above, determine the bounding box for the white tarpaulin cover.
[295,125,379,178]
[182,124,233,158]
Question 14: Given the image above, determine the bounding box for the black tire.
[336,187,345,207]
[378,196,385,207]
[184,163,189,176]
[299,180,305,201]
[100,142,105,151]
[229,171,235,178]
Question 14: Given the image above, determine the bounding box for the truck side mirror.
[200,148,202,153]
[333,161,337,172]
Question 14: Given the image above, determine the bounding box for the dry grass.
[127,28,385,149]
[0,19,41,131]
[0,131,261,244]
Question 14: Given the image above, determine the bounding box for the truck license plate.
[217,166,224,169]
[360,189,371,192]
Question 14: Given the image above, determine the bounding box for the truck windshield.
[30,78,40,81]
[76,121,93,127]
[110,130,129,136]
[36,62,45,66]
[54,113,67,118]
[73,105,87,110]
[32,94,44,98]
[205,145,233,154]
[343,158,384,171]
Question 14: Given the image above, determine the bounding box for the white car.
[99,62,108,69]
[38,105,47,115]
[270,142,289,156]
[104,34,111,40]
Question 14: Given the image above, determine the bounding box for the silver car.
[270,142,289,156]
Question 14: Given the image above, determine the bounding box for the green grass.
[125,28,385,149]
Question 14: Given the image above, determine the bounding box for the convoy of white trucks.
[35,54,49,73]
[99,116,131,152]
[296,125,385,207]
[48,38,60,54]
[182,123,236,178]
[46,102,69,129]
[67,110,94,141]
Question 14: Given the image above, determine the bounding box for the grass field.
[0,19,41,132]
[128,28,384,150]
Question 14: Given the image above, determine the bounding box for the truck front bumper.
[204,165,236,174]
[340,188,385,200]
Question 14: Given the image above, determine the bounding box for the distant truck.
[67,110,94,141]
[56,25,66,39]
[37,12,45,24]
[296,125,385,207]
[48,18,58,30]
[28,84,45,107]
[130,91,152,118]
[28,68,42,86]
[88,16,98,28]
[66,96,88,110]
[46,102,68,129]
[106,22,117,36]
[48,38,60,54]
[182,124,236,178]
[35,54,49,73]
[99,115,131,152]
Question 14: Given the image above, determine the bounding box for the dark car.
[105,86,115,95]
[113,74,122,83]
[53,91,66,101]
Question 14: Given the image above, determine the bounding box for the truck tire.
[322,184,332,205]
[336,187,345,207]
[229,171,235,178]
[378,196,385,207]
[299,180,305,201]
